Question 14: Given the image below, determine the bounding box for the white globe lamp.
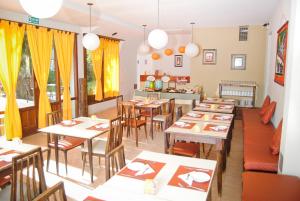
[185,42,200,58]
[139,43,151,54]
[19,0,63,18]
[82,33,100,51]
[148,29,168,50]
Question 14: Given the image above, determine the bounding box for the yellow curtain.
[103,39,120,98]
[0,21,25,140]
[27,25,53,128]
[91,37,105,101]
[54,31,74,120]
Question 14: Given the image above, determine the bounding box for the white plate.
[213,125,228,131]
[127,162,145,171]
[96,123,109,129]
[187,113,200,117]
[191,171,211,183]
[147,76,155,82]
[175,122,186,126]
[161,75,170,83]
[62,120,73,125]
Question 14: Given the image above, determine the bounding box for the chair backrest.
[46,110,62,126]
[106,116,123,154]
[164,113,174,130]
[32,182,67,201]
[169,98,176,120]
[176,106,183,121]
[116,95,123,116]
[11,147,47,201]
[147,93,159,100]
[192,99,196,109]
[122,102,137,125]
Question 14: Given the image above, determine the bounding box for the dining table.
[202,97,237,105]
[193,103,235,114]
[0,140,46,178]
[83,151,216,201]
[39,116,110,183]
[164,116,232,197]
[128,98,169,139]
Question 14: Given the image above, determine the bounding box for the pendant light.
[19,0,63,19]
[139,25,151,54]
[185,22,200,58]
[148,0,168,50]
[82,3,100,51]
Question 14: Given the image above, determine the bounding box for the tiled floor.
[22,107,243,201]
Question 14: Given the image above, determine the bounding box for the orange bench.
[241,98,278,172]
[242,172,300,201]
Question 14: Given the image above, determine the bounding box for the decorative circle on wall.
[151,53,160,60]
[164,49,173,56]
[178,46,185,53]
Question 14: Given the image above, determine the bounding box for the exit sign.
[28,16,39,25]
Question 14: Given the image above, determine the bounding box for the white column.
[280,0,300,176]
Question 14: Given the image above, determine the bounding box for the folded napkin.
[210,125,227,131]
[178,172,194,186]
[0,153,19,162]
[95,123,109,129]
[187,112,200,118]
[135,164,155,176]
[175,122,190,127]
[215,115,231,120]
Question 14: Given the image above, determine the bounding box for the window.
[239,26,248,41]
[86,50,96,96]
[47,47,58,102]
[16,34,35,108]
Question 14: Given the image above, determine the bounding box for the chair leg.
[105,156,110,181]
[47,148,51,171]
[99,156,101,166]
[135,128,138,147]
[144,125,148,139]
[64,151,68,175]
[82,152,86,176]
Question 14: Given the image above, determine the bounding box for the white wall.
[137,34,191,89]
[279,0,300,177]
[264,0,290,126]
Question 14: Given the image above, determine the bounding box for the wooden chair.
[81,116,126,180]
[140,93,160,121]
[46,110,85,174]
[0,147,47,201]
[32,182,67,201]
[116,95,123,117]
[147,93,159,100]
[153,98,175,130]
[122,102,147,147]
[167,107,200,158]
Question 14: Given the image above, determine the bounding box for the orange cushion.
[244,144,278,172]
[242,172,300,201]
[172,142,200,157]
[259,95,271,116]
[270,120,283,155]
[49,137,85,151]
[261,102,276,124]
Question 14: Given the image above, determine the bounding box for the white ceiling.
[0,0,279,39]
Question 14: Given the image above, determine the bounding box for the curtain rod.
[0,18,126,41]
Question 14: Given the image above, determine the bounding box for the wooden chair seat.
[81,139,106,155]
[172,142,200,157]
[127,119,147,127]
[48,137,85,151]
[0,175,10,189]
[153,114,167,122]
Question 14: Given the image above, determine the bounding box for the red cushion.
[261,102,276,124]
[49,137,85,151]
[270,120,283,155]
[244,144,278,172]
[259,95,271,116]
[242,172,300,201]
[172,142,200,157]
[244,128,274,146]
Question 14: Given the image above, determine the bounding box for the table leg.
[150,108,154,139]
[87,139,94,183]
[164,133,170,154]
[216,140,224,197]
[54,135,59,175]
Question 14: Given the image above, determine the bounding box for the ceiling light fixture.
[19,0,63,18]
[139,25,151,54]
[148,0,168,50]
[185,22,200,58]
[82,3,100,51]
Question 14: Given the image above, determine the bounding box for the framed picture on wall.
[231,54,246,70]
[274,21,288,86]
[203,49,217,65]
[174,55,183,67]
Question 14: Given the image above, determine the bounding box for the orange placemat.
[203,124,229,132]
[168,165,213,192]
[87,122,110,131]
[0,150,20,169]
[60,120,83,127]
[118,158,165,181]
[212,115,233,121]
[83,196,105,201]
[184,113,204,119]
[217,105,233,109]
[172,122,196,129]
